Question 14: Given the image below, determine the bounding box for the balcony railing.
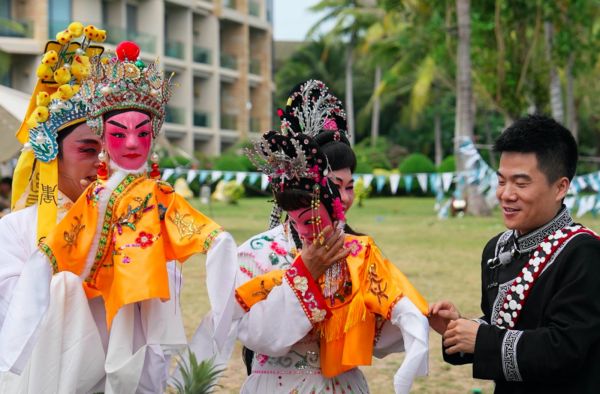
[249,58,261,75]
[104,26,157,53]
[165,39,184,59]
[248,1,261,17]
[194,110,211,127]
[223,0,237,9]
[250,117,261,133]
[193,46,211,64]
[220,53,238,70]
[166,105,186,124]
[220,113,237,130]
[0,18,33,38]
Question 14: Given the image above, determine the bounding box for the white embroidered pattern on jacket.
[502,329,523,382]
[491,280,513,326]
[515,207,573,253]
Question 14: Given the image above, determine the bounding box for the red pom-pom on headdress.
[116,41,140,61]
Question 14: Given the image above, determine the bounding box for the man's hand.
[428,300,461,335]
[443,319,479,354]
[301,224,350,280]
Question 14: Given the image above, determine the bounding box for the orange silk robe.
[236,235,428,377]
[40,173,222,328]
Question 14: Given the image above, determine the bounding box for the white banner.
[235,171,247,185]
[416,173,428,193]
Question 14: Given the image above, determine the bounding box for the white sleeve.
[237,280,313,357]
[0,249,52,374]
[389,297,429,394]
[373,320,405,358]
[0,213,31,327]
[205,231,240,349]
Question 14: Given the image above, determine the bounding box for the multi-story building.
[0,0,274,157]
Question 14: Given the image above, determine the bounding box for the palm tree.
[308,0,380,145]
[456,0,490,216]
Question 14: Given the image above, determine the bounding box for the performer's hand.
[428,300,461,335]
[443,318,479,354]
[301,224,349,280]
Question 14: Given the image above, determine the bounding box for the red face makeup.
[104,111,152,170]
[288,203,333,243]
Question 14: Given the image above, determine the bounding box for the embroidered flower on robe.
[293,275,309,293]
[270,241,287,256]
[344,239,362,257]
[256,354,269,365]
[135,231,154,248]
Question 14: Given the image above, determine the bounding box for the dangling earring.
[150,151,160,179]
[97,149,108,181]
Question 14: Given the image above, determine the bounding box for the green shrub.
[398,153,436,174]
[354,177,372,207]
[437,155,456,173]
[355,155,373,173]
[213,154,254,171]
[212,180,245,204]
[159,155,192,168]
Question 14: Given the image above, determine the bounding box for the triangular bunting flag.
[441,172,453,192]
[223,171,234,181]
[260,174,270,191]
[199,170,209,183]
[248,172,260,184]
[161,168,175,181]
[235,172,247,185]
[186,169,197,184]
[375,175,386,193]
[389,174,401,195]
[362,174,374,189]
[404,175,413,193]
[211,170,223,182]
[416,173,428,193]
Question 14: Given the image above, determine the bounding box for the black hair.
[103,108,150,121]
[315,131,356,173]
[493,114,578,182]
[0,177,11,186]
[56,121,85,159]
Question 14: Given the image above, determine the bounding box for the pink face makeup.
[288,203,333,243]
[104,111,152,170]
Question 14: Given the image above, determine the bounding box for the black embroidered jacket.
[444,208,600,393]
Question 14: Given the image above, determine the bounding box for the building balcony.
[249,58,261,75]
[248,0,261,17]
[194,110,211,127]
[223,0,237,10]
[165,39,185,59]
[220,113,237,130]
[250,116,261,133]
[193,46,211,64]
[166,105,186,124]
[104,26,156,53]
[0,18,33,38]
[220,53,238,70]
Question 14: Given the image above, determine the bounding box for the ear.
[554,176,570,201]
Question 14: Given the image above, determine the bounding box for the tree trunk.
[544,21,564,123]
[455,0,491,216]
[565,52,578,140]
[370,64,381,147]
[345,44,355,145]
[434,112,442,166]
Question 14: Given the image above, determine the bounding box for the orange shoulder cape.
[40,173,222,328]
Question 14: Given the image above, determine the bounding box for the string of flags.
[161,138,600,218]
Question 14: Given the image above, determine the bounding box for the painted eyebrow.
[136,119,151,128]
[299,207,312,217]
[76,139,101,145]
[334,176,354,184]
[107,120,127,129]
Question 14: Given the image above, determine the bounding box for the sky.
[273,0,332,41]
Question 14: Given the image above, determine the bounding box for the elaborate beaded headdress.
[278,79,348,139]
[80,41,173,138]
[12,22,106,240]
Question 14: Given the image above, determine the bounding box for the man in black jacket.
[429,115,600,393]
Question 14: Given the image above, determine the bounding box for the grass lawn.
[180,197,600,393]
